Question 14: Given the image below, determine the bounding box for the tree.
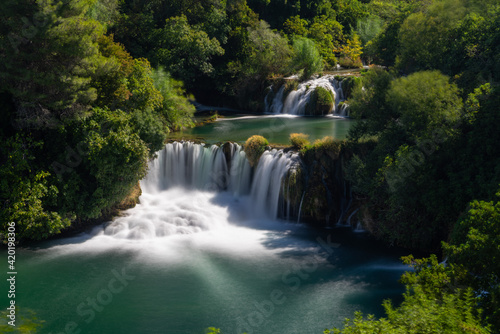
[335,33,363,68]
[0,0,108,126]
[356,15,383,46]
[396,0,466,73]
[151,67,195,131]
[385,70,462,143]
[283,15,309,37]
[325,256,490,334]
[445,191,500,330]
[152,15,224,85]
[50,108,150,220]
[0,135,70,241]
[346,69,465,250]
[309,16,344,67]
[290,37,324,79]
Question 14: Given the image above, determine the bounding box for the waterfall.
[250,149,300,219]
[142,142,299,219]
[265,75,347,116]
[141,141,251,194]
[105,142,301,239]
[265,85,285,114]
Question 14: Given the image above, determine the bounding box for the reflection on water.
[173,115,353,144]
[8,188,409,334]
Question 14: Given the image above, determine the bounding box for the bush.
[341,76,362,99]
[300,136,342,164]
[326,255,490,334]
[290,37,324,79]
[311,136,341,157]
[338,56,363,69]
[290,133,310,149]
[244,135,269,167]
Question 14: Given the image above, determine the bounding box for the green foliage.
[284,15,344,68]
[396,0,466,73]
[326,255,489,334]
[152,67,195,131]
[445,191,500,330]
[205,327,221,334]
[87,0,120,28]
[385,70,462,142]
[339,76,362,99]
[308,16,344,67]
[333,0,368,36]
[92,34,135,109]
[237,20,292,79]
[336,33,363,68]
[0,308,45,333]
[244,135,269,167]
[130,108,167,153]
[125,58,163,112]
[290,37,324,79]
[283,15,309,37]
[0,0,107,124]
[0,135,70,241]
[346,69,466,250]
[301,136,342,162]
[290,133,310,149]
[50,108,149,220]
[152,15,225,84]
[347,68,396,140]
[363,18,402,66]
[356,15,384,46]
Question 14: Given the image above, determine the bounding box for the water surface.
[173,115,353,145]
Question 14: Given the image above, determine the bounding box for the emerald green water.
[1,218,407,334]
[173,115,353,144]
[0,117,411,334]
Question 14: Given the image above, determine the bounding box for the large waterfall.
[265,75,349,116]
[103,142,299,239]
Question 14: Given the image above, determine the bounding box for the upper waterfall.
[265,75,349,116]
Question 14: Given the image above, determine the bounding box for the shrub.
[300,136,343,167]
[244,135,269,167]
[290,37,324,79]
[290,133,310,149]
[338,56,363,69]
[312,136,341,156]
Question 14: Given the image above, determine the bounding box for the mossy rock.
[289,133,310,149]
[305,86,334,115]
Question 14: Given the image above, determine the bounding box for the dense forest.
[1,0,499,332]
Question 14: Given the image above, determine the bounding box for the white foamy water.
[265,75,349,116]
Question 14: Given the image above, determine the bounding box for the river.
[1,140,410,334]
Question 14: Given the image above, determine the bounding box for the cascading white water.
[141,141,234,193]
[265,75,348,116]
[103,142,298,239]
[265,85,285,114]
[250,149,299,218]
